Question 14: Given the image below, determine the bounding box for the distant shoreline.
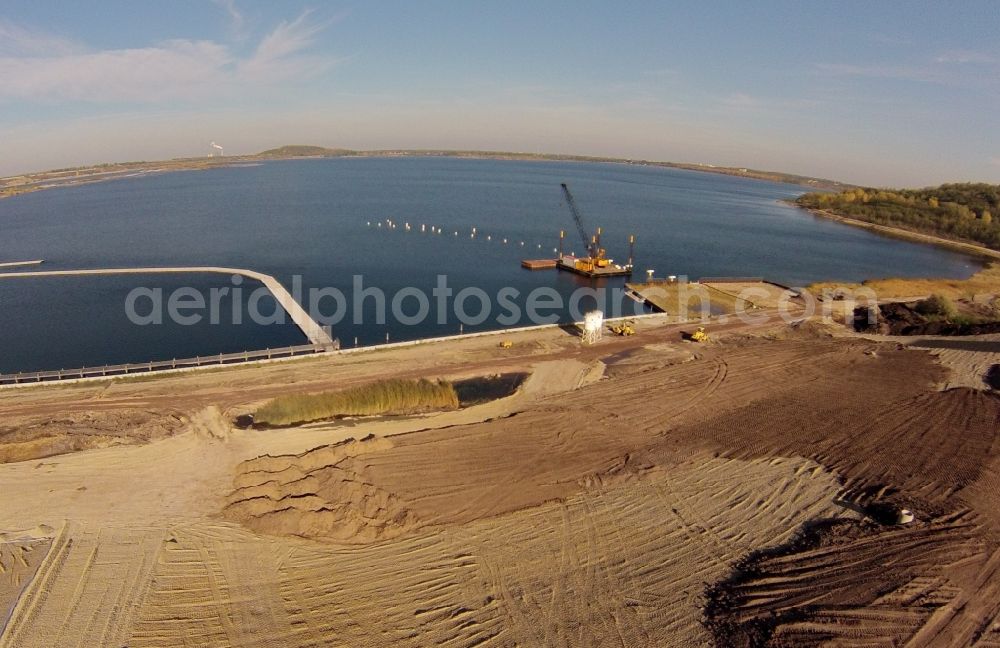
[791,202,1000,261]
[0,147,850,201]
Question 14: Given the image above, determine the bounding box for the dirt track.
[1,316,999,646]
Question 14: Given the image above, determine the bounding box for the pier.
[0,266,336,347]
[0,259,44,269]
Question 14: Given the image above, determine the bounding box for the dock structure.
[0,259,44,269]
[0,266,335,347]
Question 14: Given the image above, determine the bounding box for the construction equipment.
[690,327,709,343]
[498,340,513,349]
[610,320,636,336]
[556,184,633,277]
[560,183,608,271]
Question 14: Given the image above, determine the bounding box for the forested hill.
[797,183,1000,251]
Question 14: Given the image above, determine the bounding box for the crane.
[560,183,596,258]
[560,183,609,270]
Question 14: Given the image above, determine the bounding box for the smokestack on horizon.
[210,142,224,157]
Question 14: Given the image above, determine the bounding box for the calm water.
[0,157,982,372]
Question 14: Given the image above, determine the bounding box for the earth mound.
[223,435,419,543]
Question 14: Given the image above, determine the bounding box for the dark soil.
[987,364,1000,390]
[855,301,1000,335]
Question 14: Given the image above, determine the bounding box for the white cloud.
[816,57,1000,89]
[935,50,997,65]
[0,41,233,102]
[212,0,246,36]
[722,92,763,110]
[0,12,336,103]
[815,62,940,82]
[238,10,336,78]
[0,19,83,56]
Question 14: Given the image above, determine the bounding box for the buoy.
[487,235,491,241]
[502,238,507,244]
[366,221,370,226]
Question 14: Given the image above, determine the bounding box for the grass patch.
[254,378,459,426]
[915,294,957,318]
[626,282,740,317]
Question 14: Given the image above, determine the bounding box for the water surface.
[0,158,981,372]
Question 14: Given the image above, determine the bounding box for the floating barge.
[521,258,559,270]
[556,255,633,278]
[520,256,633,277]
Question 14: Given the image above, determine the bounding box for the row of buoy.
[366,219,560,254]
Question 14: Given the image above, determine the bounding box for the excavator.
[689,327,709,342]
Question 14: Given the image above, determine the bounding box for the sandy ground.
[908,336,1000,391]
[0,314,999,646]
[843,329,1000,391]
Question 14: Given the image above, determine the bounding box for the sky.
[0,1,998,187]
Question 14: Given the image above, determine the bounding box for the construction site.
[0,288,998,646]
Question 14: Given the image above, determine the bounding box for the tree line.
[796,183,1000,250]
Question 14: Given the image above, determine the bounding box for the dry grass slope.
[809,261,1000,301]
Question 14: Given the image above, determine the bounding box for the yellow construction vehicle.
[610,320,635,336]
[498,340,513,349]
[690,327,709,342]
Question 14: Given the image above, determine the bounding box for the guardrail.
[696,277,765,284]
[0,342,336,385]
[0,311,681,388]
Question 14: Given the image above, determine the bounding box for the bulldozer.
[610,320,635,336]
[689,327,709,342]
[498,340,513,349]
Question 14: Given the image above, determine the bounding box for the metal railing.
[0,342,337,385]
[696,276,765,284]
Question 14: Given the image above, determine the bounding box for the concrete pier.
[0,266,335,347]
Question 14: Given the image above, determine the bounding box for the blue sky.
[1,1,998,186]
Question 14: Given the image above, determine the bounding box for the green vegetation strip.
[254,378,459,426]
[797,183,1000,251]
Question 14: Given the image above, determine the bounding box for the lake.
[0,157,982,372]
